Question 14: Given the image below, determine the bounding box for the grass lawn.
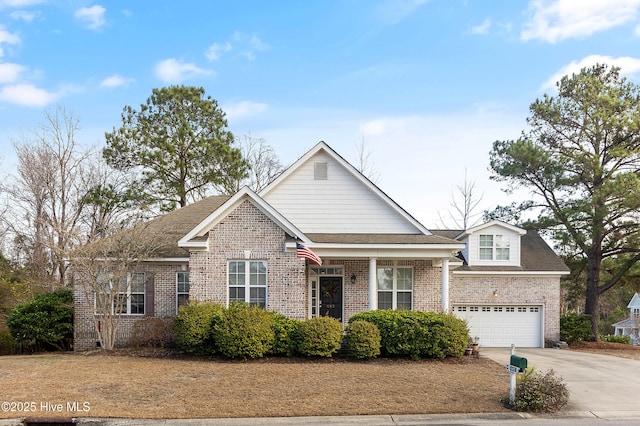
[0,351,510,419]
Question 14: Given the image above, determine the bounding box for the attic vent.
[314,162,328,180]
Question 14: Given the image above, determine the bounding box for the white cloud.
[0,25,20,44]
[99,74,134,88]
[471,18,492,35]
[205,42,232,61]
[521,0,640,43]
[9,10,39,22]
[154,59,212,83]
[232,32,269,60]
[0,83,57,107]
[541,55,640,90]
[222,100,268,121]
[74,5,106,30]
[636,23,640,36]
[0,62,25,82]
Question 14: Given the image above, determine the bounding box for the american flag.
[296,242,322,265]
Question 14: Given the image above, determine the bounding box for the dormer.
[459,220,527,267]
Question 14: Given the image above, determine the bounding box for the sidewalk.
[5,411,640,426]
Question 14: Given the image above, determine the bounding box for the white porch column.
[441,258,449,313]
[369,257,377,310]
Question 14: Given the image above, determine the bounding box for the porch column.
[441,259,449,313]
[369,257,377,310]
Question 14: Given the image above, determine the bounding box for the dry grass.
[570,340,640,361]
[0,351,510,419]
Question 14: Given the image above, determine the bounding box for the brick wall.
[73,262,187,351]
[449,274,561,345]
[189,200,307,319]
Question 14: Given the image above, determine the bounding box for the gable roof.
[628,293,640,309]
[178,186,310,250]
[260,141,431,235]
[461,220,527,237]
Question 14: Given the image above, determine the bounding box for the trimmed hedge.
[173,302,225,355]
[349,310,469,359]
[271,313,299,356]
[560,312,592,344]
[7,289,73,352]
[345,320,381,359]
[213,302,275,359]
[293,316,343,357]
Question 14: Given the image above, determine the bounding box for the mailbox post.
[506,344,528,404]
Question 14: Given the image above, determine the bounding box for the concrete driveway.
[483,347,640,416]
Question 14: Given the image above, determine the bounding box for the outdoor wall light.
[493,290,498,297]
[351,274,356,284]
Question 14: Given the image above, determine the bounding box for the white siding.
[466,224,522,267]
[263,152,420,234]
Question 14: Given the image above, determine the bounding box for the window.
[479,234,510,260]
[228,260,267,308]
[377,267,412,310]
[98,272,145,315]
[177,271,189,312]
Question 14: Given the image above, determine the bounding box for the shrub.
[349,310,469,359]
[560,312,593,344]
[512,369,570,413]
[345,320,380,359]
[7,289,73,352]
[0,331,16,355]
[173,302,224,355]
[603,334,632,344]
[293,316,343,357]
[271,313,299,356]
[213,302,275,359]
[131,317,173,348]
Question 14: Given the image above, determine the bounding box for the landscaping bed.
[570,340,640,360]
[0,351,510,419]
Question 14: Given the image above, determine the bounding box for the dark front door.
[319,276,343,321]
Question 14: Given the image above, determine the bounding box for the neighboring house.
[613,293,640,344]
[73,142,569,350]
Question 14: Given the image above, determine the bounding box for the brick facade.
[73,199,562,351]
[449,274,561,345]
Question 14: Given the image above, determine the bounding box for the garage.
[453,305,543,348]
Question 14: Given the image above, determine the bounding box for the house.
[73,141,569,350]
[613,293,640,344]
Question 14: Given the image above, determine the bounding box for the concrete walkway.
[482,347,640,417]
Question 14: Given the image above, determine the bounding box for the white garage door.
[453,305,543,348]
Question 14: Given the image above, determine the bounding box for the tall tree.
[103,86,247,210]
[489,64,640,339]
[437,169,484,230]
[232,133,284,193]
[354,136,380,184]
[5,106,91,289]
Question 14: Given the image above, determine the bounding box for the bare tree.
[438,169,484,230]
[5,106,91,289]
[354,136,380,184]
[70,223,163,350]
[234,134,284,193]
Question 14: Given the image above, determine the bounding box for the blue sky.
[1,0,640,228]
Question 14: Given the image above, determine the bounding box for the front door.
[319,276,343,321]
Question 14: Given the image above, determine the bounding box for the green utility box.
[510,354,528,371]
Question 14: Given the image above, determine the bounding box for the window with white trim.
[377,267,412,310]
[97,272,145,315]
[176,271,189,312]
[479,234,510,260]
[228,260,267,308]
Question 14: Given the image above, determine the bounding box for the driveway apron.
[482,348,640,413]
